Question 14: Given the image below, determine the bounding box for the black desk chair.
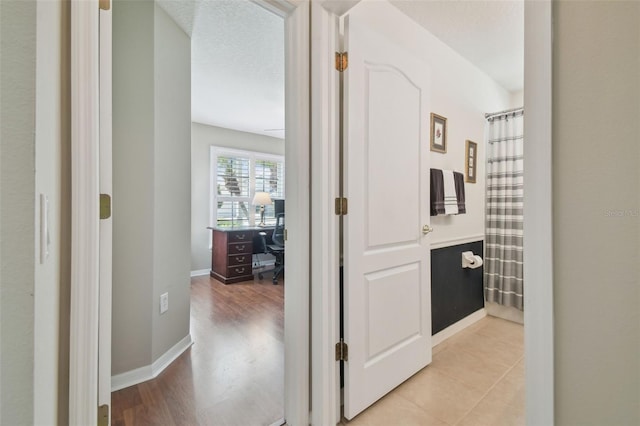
[258,213,285,285]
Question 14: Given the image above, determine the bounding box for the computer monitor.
[274,199,285,217]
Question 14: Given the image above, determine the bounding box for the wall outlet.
[160,292,169,314]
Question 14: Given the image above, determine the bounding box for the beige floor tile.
[394,367,485,425]
[451,332,524,368]
[431,346,512,393]
[457,395,525,426]
[474,317,524,348]
[343,393,448,426]
[483,363,525,410]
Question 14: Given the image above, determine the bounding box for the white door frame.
[69,0,100,424]
[308,1,555,424]
[70,0,311,424]
[71,0,554,424]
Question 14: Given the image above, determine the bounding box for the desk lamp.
[253,192,272,227]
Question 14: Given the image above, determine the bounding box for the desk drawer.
[228,242,252,255]
[228,254,250,267]
[228,231,252,243]
[227,265,251,278]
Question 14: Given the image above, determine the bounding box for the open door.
[342,3,432,420]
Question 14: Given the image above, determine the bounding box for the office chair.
[258,213,285,284]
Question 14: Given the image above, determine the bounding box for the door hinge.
[335,52,348,72]
[335,339,348,361]
[100,194,111,220]
[335,197,348,216]
[99,0,110,10]
[98,404,109,426]
[284,229,288,241]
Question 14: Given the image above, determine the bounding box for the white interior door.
[343,5,432,420]
[98,2,113,420]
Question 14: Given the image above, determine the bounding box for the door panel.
[343,5,432,419]
[365,65,421,248]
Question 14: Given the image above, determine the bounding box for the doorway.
[84,0,310,424]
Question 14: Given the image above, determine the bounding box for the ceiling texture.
[159,0,523,139]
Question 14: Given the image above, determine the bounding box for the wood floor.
[111,275,285,426]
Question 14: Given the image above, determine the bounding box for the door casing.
[70,1,554,425]
[69,1,312,425]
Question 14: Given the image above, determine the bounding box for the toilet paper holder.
[461,251,483,269]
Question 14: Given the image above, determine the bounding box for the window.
[211,147,285,227]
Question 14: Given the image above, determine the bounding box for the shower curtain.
[484,110,524,310]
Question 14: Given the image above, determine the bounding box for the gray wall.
[190,122,284,271]
[113,0,191,375]
[152,3,192,361]
[113,0,155,374]
[0,1,37,424]
[553,2,640,424]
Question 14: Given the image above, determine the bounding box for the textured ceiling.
[158,0,523,139]
[159,0,285,138]
[389,0,524,92]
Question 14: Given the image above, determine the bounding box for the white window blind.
[211,147,285,228]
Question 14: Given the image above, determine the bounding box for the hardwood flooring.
[111,275,285,426]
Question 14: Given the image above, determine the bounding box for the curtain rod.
[485,106,524,120]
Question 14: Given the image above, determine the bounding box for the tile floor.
[344,316,525,426]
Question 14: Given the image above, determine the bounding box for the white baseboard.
[432,308,487,347]
[111,334,193,392]
[190,269,210,277]
[485,302,524,324]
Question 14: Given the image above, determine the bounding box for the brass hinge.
[98,404,109,426]
[100,194,111,220]
[284,229,288,241]
[335,197,348,216]
[335,52,348,72]
[99,0,110,10]
[335,339,348,361]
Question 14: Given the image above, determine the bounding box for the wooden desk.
[208,226,274,284]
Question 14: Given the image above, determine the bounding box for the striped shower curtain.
[484,110,524,310]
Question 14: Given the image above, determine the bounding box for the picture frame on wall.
[430,113,447,153]
[465,140,478,183]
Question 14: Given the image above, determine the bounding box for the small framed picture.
[430,113,447,153]
[465,140,478,183]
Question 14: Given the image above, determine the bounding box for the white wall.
[349,2,511,247]
[112,0,191,375]
[553,2,640,424]
[190,122,284,271]
[509,90,524,109]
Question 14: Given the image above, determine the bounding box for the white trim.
[98,2,113,413]
[283,3,310,425]
[111,334,193,392]
[524,1,554,424]
[69,0,100,424]
[190,269,210,277]
[430,235,485,250]
[432,309,487,347]
[310,3,341,425]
